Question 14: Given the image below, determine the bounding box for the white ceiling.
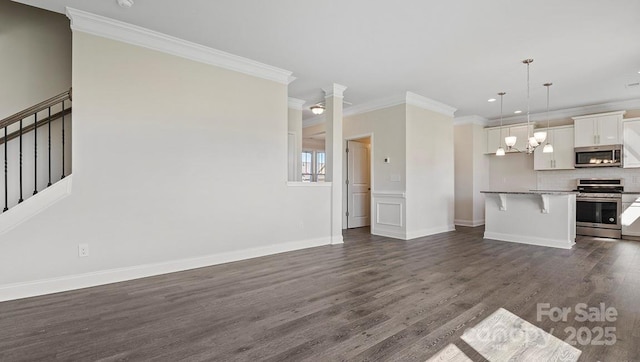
[15,0,640,121]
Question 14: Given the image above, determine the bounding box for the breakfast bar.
[481,191,577,249]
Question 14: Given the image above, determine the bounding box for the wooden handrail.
[0,108,72,146]
[0,88,71,130]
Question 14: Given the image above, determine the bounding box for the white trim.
[0,236,332,302]
[372,191,406,198]
[286,181,332,187]
[484,231,575,250]
[322,84,348,99]
[288,97,306,110]
[488,98,640,126]
[406,92,457,117]
[572,110,626,121]
[0,176,73,236]
[344,95,406,118]
[454,219,486,227]
[331,235,344,244]
[303,92,459,128]
[371,228,406,240]
[406,225,456,240]
[454,115,488,126]
[65,8,295,85]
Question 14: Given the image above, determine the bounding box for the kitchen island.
[481,191,577,249]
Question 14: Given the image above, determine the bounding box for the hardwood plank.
[0,226,639,361]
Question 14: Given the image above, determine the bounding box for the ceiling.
[14,0,640,121]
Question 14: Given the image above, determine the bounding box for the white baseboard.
[405,225,456,240]
[371,227,406,240]
[0,236,332,302]
[454,218,485,227]
[484,231,575,250]
[331,235,344,244]
[0,176,73,236]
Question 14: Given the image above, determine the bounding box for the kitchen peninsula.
[481,191,577,249]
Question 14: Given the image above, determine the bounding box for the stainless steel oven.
[575,179,623,239]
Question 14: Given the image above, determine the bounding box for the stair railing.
[0,88,72,212]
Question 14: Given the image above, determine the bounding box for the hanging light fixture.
[310,105,325,115]
[504,59,547,154]
[542,83,554,153]
[496,92,506,156]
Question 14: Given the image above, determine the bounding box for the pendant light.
[504,59,546,154]
[496,92,506,156]
[542,83,554,153]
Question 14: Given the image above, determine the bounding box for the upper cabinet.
[534,126,575,170]
[623,117,640,168]
[572,111,625,147]
[484,124,533,154]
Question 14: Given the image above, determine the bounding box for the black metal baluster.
[61,100,65,179]
[19,119,23,203]
[33,112,38,195]
[3,126,7,212]
[47,107,52,187]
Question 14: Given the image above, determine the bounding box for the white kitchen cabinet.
[534,126,575,170]
[622,194,640,238]
[623,117,640,168]
[483,124,533,154]
[573,111,625,147]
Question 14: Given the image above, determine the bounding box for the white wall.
[0,1,71,119]
[344,105,407,192]
[454,122,488,227]
[0,32,332,299]
[344,105,407,238]
[405,104,455,238]
[454,124,474,223]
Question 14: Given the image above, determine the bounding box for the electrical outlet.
[78,243,89,257]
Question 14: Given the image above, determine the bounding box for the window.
[301,150,325,182]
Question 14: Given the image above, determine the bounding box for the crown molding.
[322,84,348,98]
[487,97,640,127]
[65,8,295,85]
[405,92,457,117]
[302,92,459,128]
[453,115,488,126]
[288,97,306,110]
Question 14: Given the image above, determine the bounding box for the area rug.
[426,343,473,362]
[460,307,581,361]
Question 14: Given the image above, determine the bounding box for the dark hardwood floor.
[1,227,639,361]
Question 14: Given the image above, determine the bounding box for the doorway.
[345,137,371,229]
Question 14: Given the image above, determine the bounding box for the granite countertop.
[480,190,578,195]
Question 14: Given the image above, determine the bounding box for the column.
[323,83,347,244]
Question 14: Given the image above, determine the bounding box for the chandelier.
[496,59,553,155]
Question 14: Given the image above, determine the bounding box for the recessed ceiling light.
[488,98,496,102]
[514,110,522,114]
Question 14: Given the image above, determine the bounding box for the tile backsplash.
[537,167,640,192]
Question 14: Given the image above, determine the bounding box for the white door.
[347,140,371,228]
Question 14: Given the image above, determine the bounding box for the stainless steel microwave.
[574,145,622,168]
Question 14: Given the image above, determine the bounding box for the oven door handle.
[577,197,620,202]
